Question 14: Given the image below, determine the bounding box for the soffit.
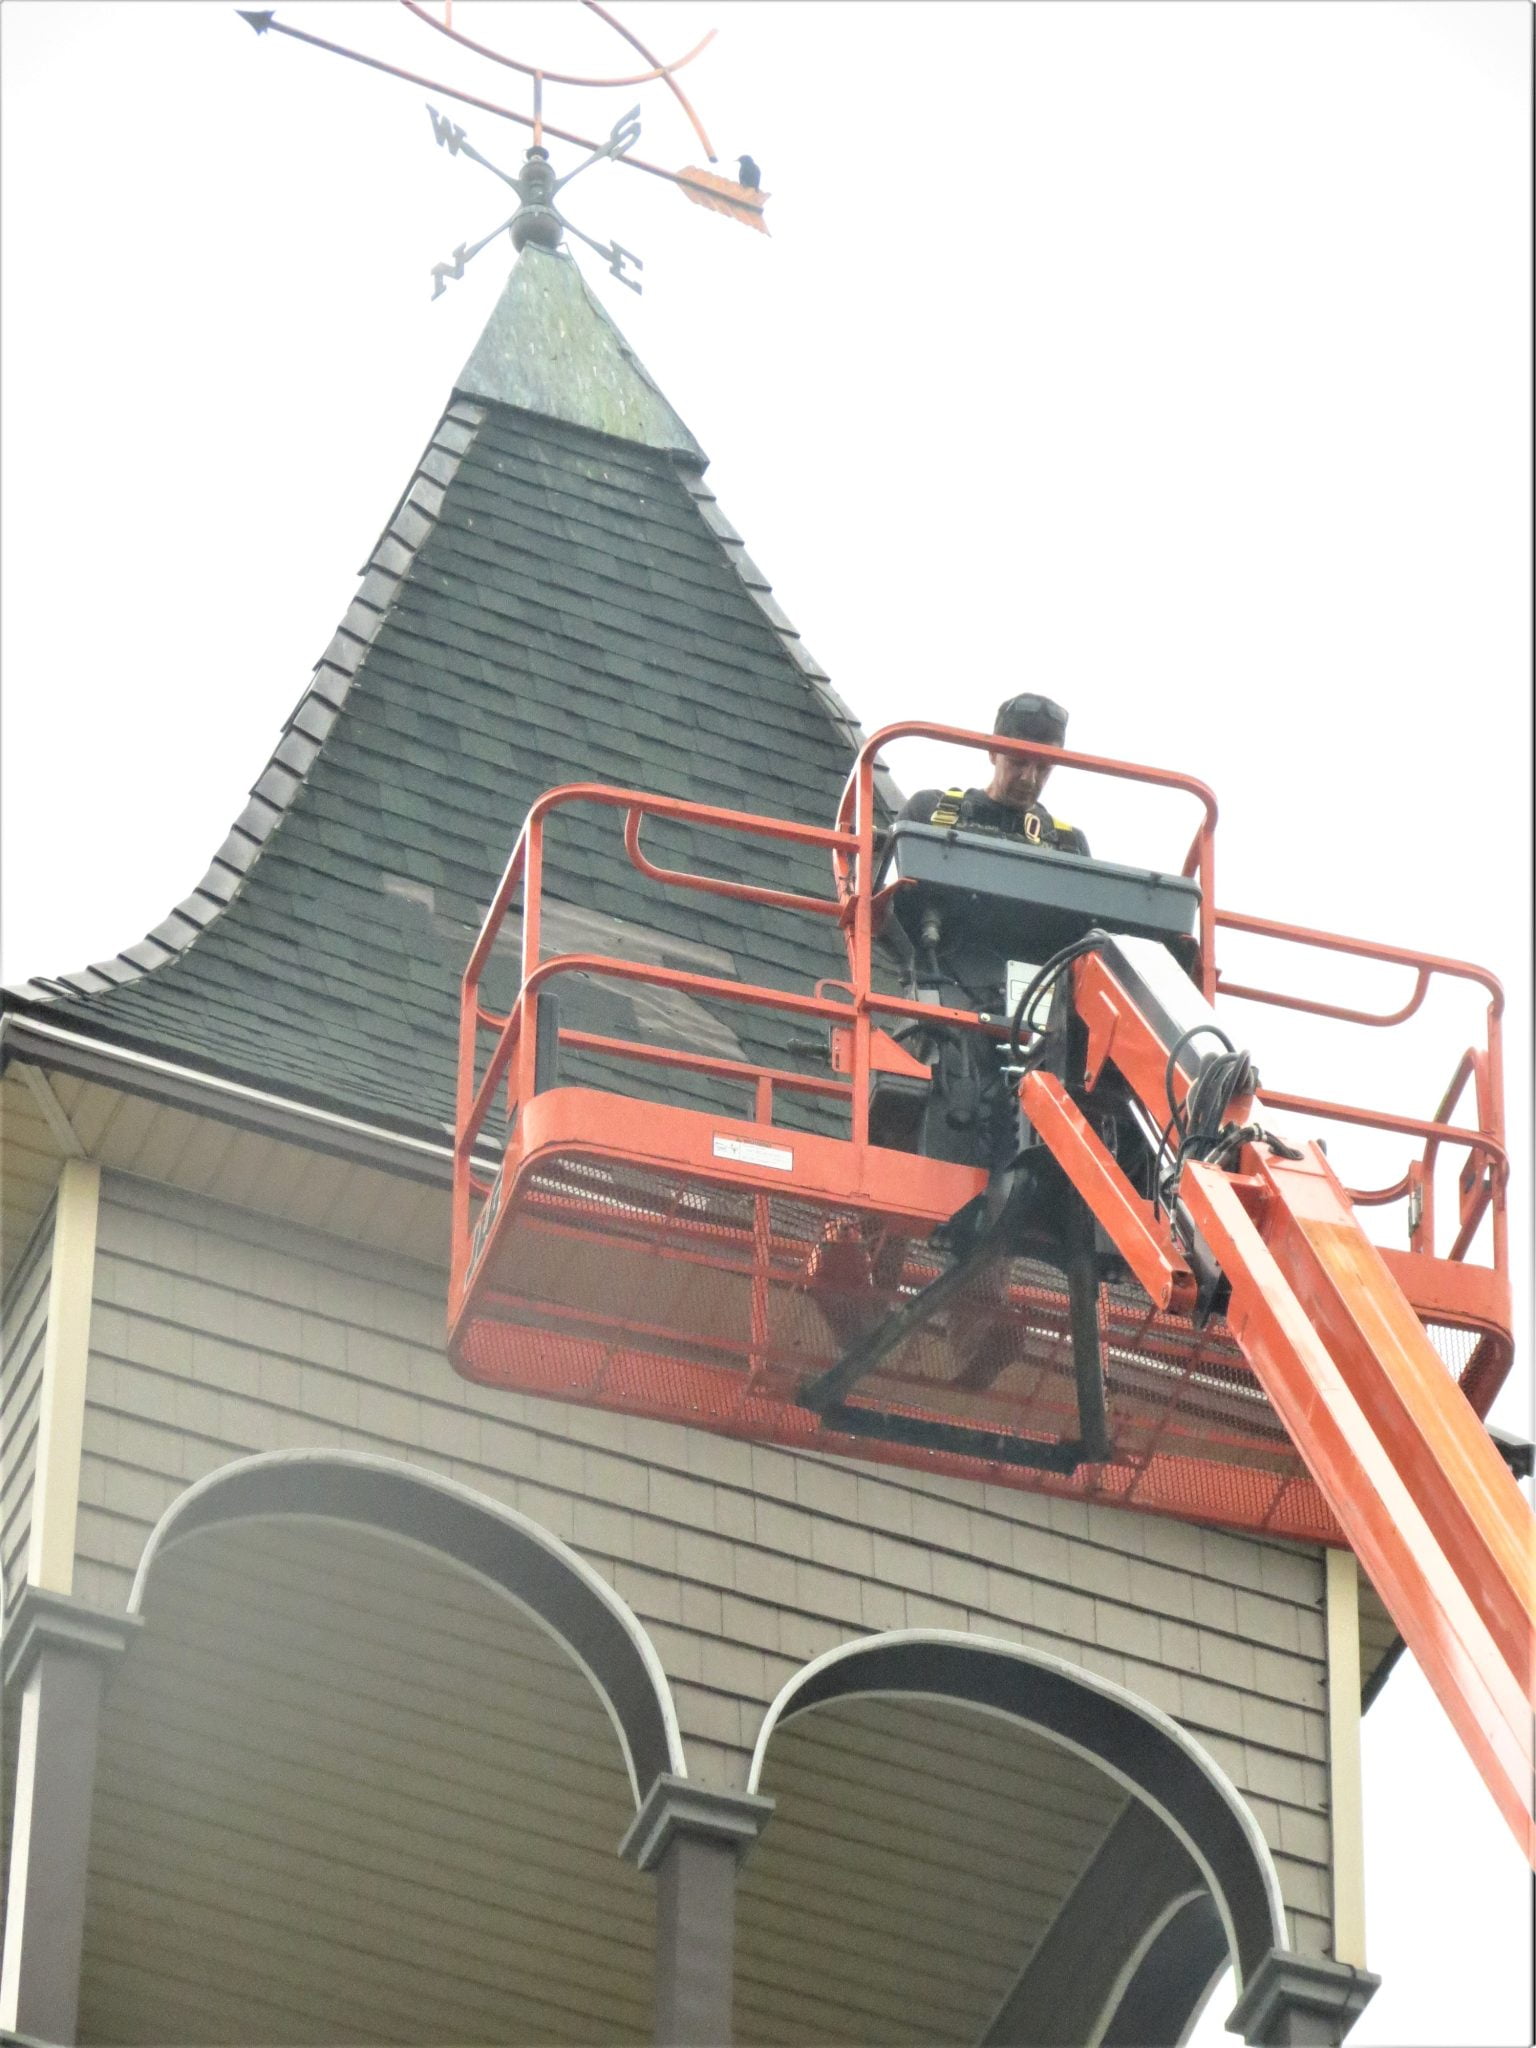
[1,1065,448,1291]
[81,1517,653,2046]
[2,1068,65,1280]
[737,1695,1129,2046]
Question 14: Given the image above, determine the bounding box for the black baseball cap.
[993,693,1069,746]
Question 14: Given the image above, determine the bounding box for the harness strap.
[927,790,1079,848]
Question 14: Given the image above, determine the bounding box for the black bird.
[736,155,762,190]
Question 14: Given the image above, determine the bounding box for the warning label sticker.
[713,1134,794,1172]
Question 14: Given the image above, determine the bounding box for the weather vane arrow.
[237,4,769,301]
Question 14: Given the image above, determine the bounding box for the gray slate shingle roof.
[6,248,876,1142]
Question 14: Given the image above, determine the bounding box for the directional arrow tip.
[237,10,275,33]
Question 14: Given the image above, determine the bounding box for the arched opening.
[78,1453,683,2046]
[738,1631,1287,2046]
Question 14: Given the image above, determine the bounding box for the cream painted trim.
[24,1159,101,1595]
[1325,1548,1367,1967]
[16,1064,86,1158]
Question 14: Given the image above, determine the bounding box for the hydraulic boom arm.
[1038,941,1534,1862]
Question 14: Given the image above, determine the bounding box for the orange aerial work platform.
[448,722,1530,1860]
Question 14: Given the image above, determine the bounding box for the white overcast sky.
[2,4,1531,2042]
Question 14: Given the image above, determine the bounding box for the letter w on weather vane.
[237,2,771,301]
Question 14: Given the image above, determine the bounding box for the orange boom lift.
[448,722,1530,1860]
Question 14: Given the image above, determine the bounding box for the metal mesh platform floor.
[452,1147,1507,1543]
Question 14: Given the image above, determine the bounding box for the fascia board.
[0,1012,468,1189]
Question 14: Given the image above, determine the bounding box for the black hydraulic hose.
[1007,931,1111,1062]
[1161,1022,1236,1139]
[1152,1023,1237,1205]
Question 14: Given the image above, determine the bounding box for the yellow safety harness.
[926,788,1076,846]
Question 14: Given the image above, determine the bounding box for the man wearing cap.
[879,695,1089,1170]
[898,693,1090,854]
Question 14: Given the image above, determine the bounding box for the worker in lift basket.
[899,692,1090,851]
[887,694,1088,1169]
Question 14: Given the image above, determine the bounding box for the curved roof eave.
[5,255,890,1031]
[4,399,482,1013]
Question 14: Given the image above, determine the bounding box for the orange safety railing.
[836,720,1223,987]
[1212,907,1508,1274]
[453,727,1509,1376]
[453,730,1217,1309]
[453,782,857,1318]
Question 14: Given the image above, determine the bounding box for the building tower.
[6,217,1479,2047]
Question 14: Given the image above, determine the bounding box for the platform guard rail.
[452,724,1509,1354]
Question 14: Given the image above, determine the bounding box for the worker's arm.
[898,789,946,823]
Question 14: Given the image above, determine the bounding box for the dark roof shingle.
[7,249,874,1143]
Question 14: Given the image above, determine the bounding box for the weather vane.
[237,2,768,300]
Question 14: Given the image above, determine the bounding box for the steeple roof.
[5,246,869,1143]
[455,247,704,462]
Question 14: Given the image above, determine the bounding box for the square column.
[1228,1950,1380,2046]
[1,1592,137,2045]
[619,1775,774,2047]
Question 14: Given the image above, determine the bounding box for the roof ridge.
[3,398,488,1010]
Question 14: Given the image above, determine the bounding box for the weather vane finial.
[238,3,769,299]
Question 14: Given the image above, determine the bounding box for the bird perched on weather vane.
[237,2,768,299]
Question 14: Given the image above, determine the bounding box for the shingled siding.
[1,1192,55,1617]
[75,1170,1335,1955]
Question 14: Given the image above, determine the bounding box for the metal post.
[849,749,874,1147]
[451,961,478,1306]
[1199,820,1218,1002]
[1486,1002,1507,1272]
